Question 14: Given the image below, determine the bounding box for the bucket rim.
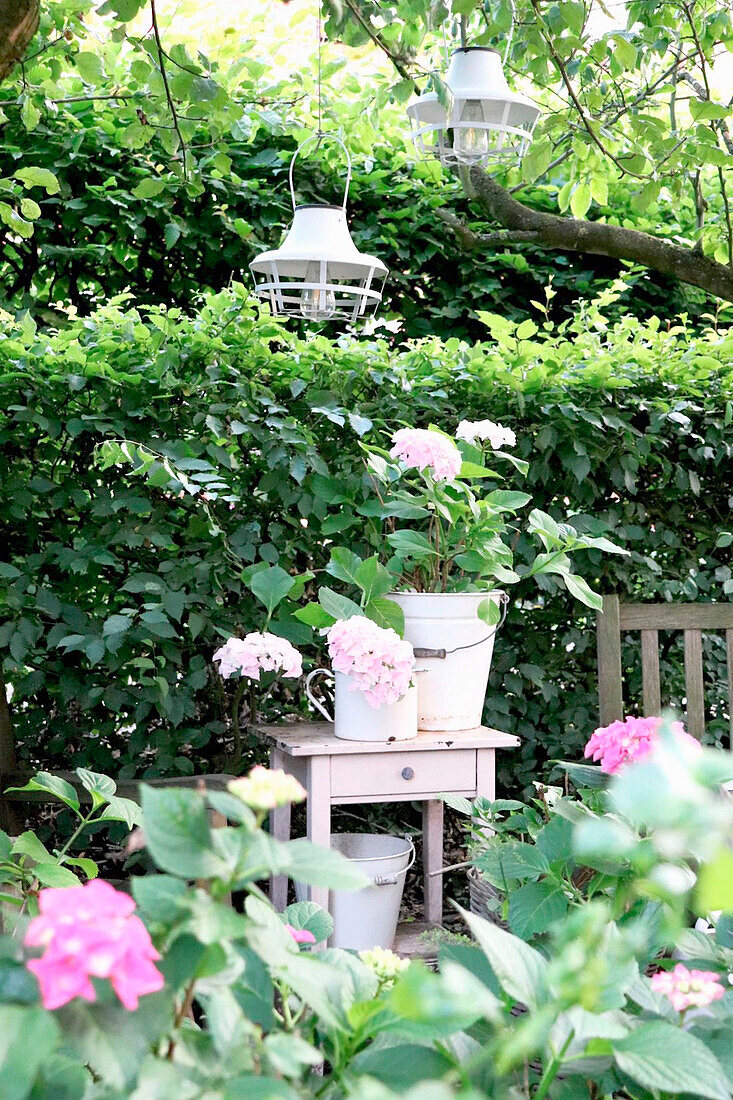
[387,589,505,599]
[330,832,415,864]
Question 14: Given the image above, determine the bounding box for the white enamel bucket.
[329,833,415,950]
[305,669,418,742]
[386,591,507,731]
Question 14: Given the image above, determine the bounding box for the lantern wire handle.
[503,0,516,63]
[288,132,352,212]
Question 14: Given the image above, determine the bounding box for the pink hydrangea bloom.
[584,715,699,775]
[213,632,303,681]
[456,419,516,450]
[285,924,317,945]
[325,617,415,709]
[651,964,725,1012]
[390,428,462,482]
[24,880,163,1012]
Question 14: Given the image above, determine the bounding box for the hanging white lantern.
[407,47,541,167]
[250,135,388,324]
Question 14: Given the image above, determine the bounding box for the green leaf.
[354,555,393,604]
[326,547,363,587]
[366,596,405,634]
[0,1007,59,1100]
[33,862,82,887]
[75,768,116,809]
[697,846,733,912]
[458,904,548,1008]
[99,795,142,828]
[570,181,591,219]
[278,838,369,890]
[132,178,167,199]
[75,51,105,83]
[140,786,225,879]
[282,900,334,944]
[6,773,80,812]
[14,168,59,195]
[294,603,333,628]
[562,573,603,609]
[386,530,437,560]
[612,1021,730,1100]
[508,881,568,939]
[459,461,498,479]
[552,761,607,789]
[20,99,40,131]
[318,587,363,621]
[248,565,294,615]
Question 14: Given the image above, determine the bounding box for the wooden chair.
[597,594,733,742]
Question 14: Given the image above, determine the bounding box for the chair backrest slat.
[721,629,726,748]
[640,630,661,716]
[598,596,733,743]
[597,595,623,726]
[683,628,705,739]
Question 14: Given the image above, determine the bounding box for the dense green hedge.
[2,288,732,793]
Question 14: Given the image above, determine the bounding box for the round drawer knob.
[401,767,414,781]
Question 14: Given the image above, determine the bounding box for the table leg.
[422,799,444,925]
[306,756,331,918]
[476,748,496,802]
[269,747,291,912]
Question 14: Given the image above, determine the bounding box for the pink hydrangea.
[456,419,516,450]
[651,964,725,1012]
[24,880,164,1012]
[213,632,303,681]
[390,428,462,482]
[325,617,415,709]
[584,715,699,775]
[285,924,317,945]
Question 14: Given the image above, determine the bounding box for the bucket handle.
[413,592,509,660]
[305,668,335,722]
[371,843,416,886]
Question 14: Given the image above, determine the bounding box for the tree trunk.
[0,0,39,82]
[469,167,733,304]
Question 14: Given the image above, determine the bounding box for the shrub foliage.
[1,288,732,788]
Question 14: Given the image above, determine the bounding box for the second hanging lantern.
[407,44,541,168]
[250,134,388,324]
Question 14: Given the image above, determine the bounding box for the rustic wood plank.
[597,595,623,725]
[641,630,662,715]
[422,800,444,925]
[684,629,705,739]
[620,603,733,631]
[269,746,291,912]
[393,921,441,962]
[257,723,520,757]
[727,630,733,750]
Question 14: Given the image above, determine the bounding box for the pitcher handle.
[304,668,335,723]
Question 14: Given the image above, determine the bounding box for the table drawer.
[330,749,476,801]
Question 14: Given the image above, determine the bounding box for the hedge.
[2,287,732,793]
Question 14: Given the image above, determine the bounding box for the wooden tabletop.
[257,722,520,757]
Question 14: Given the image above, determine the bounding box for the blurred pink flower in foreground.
[285,924,317,945]
[390,427,462,482]
[213,631,303,681]
[25,880,163,1011]
[326,617,415,708]
[651,963,725,1012]
[584,715,699,775]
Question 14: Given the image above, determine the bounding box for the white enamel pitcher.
[305,669,418,742]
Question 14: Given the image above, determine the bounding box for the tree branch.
[342,0,416,87]
[149,0,188,174]
[436,209,541,249]
[0,0,39,82]
[469,165,733,302]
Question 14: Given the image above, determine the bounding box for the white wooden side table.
[258,722,519,926]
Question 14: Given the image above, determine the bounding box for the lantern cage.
[250,135,388,323]
[407,47,541,167]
